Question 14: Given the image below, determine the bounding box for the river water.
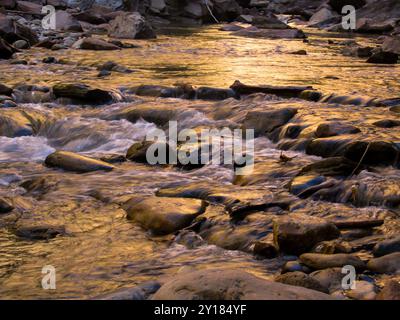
[0,25,400,299]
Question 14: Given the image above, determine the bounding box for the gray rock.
[12,39,28,49]
[72,37,120,50]
[108,12,156,39]
[310,267,344,293]
[45,151,115,173]
[152,268,334,300]
[124,196,207,235]
[300,253,365,271]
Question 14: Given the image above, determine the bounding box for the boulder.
[252,14,289,29]
[124,196,207,235]
[0,197,13,213]
[298,157,360,177]
[341,45,373,58]
[73,10,108,25]
[373,236,400,257]
[45,151,115,173]
[13,39,28,49]
[300,253,366,270]
[345,280,376,300]
[382,36,400,55]
[97,61,133,73]
[376,280,400,300]
[72,37,120,50]
[373,119,400,128]
[54,11,83,32]
[126,140,174,164]
[242,108,298,136]
[366,51,398,64]
[309,267,344,293]
[196,87,236,100]
[52,83,122,104]
[16,1,42,14]
[367,252,400,274]
[308,7,338,26]
[0,16,38,45]
[273,214,340,255]
[152,268,333,300]
[275,271,329,293]
[281,261,311,274]
[356,18,394,34]
[108,12,156,39]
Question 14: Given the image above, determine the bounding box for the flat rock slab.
[45,151,115,173]
[124,197,207,235]
[367,252,400,274]
[152,268,333,300]
[300,253,366,271]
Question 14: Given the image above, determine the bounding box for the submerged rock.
[231,80,312,98]
[367,252,400,274]
[72,37,120,50]
[152,268,333,300]
[366,51,398,64]
[15,225,66,240]
[299,253,366,270]
[233,27,306,39]
[124,196,207,235]
[196,87,237,100]
[273,214,340,255]
[376,280,400,300]
[45,151,115,173]
[96,281,161,300]
[108,12,156,39]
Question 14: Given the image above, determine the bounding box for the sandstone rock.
[196,87,236,100]
[310,267,344,293]
[152,268,333,300]
[108,12,156,39]
[382,36,400,55]
[299,157,359,177]
[367,252,400,274]
[231,80,312,97]
[273,214,340,255]
[45,151,115,173]
[281,261,311,274]
[0,197,13,213]
[308,7,338,26]
[126,140,174,164]
[72,37,120,50]
[252,14,289,29]
[376,280,400,300]
[373,119,400,128]
[373,236,400,257]
[356,18,395,34]
[233,26,306,39]
[54,10,83,32]
[275,271,329,293]
[124,196,207,235]
[300,253,366,270]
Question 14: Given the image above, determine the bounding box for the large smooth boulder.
[108,12,156,39]
[367,252,400,274]
[300,253,366,270]
[72,37,120,50]
[45,151,115,173]
[251,14,288,29]
[152,268,333,300]
[54,11,83,32]
[52,83,122,104]
[273,214,340,255]
[242,108,298,136]
[124,196,207,235]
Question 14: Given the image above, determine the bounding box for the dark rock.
[376,280,400,300]
[373,236,400,257]
[16,1,42,14]
[242,108,298,136]
[275,271,329,293]
[12,39,28,49]
[45,151,115,173]
[367,252,400,274]
[382,36,400,55]
[299,90,323,102]
[97,61,133,73]
[15,225,66,240]
[152,268,333,300]
[328,0,366,12]
[290,49,307,55]
[35,39,57,49]
[108,12,156,39]
[124,196,207,235]
[341,46,373,58]
[373,119,400,128]
[0,36,17,59]
[54,10,83,32]
[0,15,38,45]
[128,84,195,99]
[0,0,16,9]
[300,253,366,270]
[0,197,13,213]
[98,70,111,77]
[252,14,289,29]
[126,140,174,164]
[52,83,122,104]
[99,154,126,164]
[231,80,312,98]
[196,87,236,100]
[233,27,306,39]
[0,99,16,108]
[73,10,108,25]
[253,239,278,258]
[356,18,394,34]
[366,51,398,64]
[273,214,340,255]
[72,37,120,50]
[312,240,352,254]
[42,56,58,64]
[308,7,338,26]
[309,268,344,293]
[299,157,359,177]
[0,83,12,96]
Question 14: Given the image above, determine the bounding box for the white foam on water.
[0,136,55,162]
